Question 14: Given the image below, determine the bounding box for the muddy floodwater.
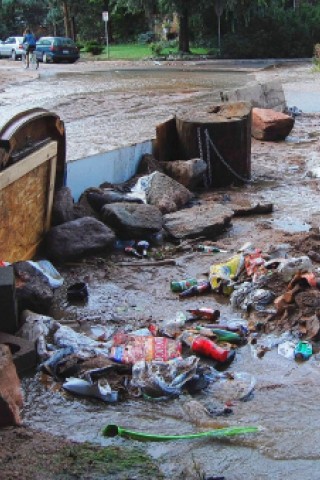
[1,60,256,160]
[1,59,320,479]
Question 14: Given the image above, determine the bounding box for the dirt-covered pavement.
[1,58,320,480]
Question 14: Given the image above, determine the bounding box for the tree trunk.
[178,6,190,53]
[175,102,252,187]
[62,0,72,38]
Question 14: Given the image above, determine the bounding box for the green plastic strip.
[103,424,259,442]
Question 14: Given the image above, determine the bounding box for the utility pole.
[102,11,109,59]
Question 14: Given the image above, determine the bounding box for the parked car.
[35,36,79,64]
[0,36,24,60]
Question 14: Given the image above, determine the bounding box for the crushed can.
[294,341,312,361]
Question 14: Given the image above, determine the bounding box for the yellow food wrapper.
[209,254,244,295]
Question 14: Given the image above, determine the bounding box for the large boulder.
[252,108,294,141]
[86,189,144,214]
[0,344,23,427]
[146,171,194,214]
[101,202,163,239]
[160,158,207,190]
[52,187,96,226]
[163,203,233,240]
[44,217,116,262]
[51,187,76,226]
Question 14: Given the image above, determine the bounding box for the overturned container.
[0,108,66,262]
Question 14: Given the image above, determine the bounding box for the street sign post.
[102,11,109,59]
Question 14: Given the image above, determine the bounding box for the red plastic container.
[191,336,235,363]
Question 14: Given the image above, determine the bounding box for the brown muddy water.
[3,63,320,479]
[1,66,252,161]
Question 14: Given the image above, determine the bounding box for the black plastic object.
[67,282,88,301]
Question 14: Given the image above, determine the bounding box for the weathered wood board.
[0,141,58,262]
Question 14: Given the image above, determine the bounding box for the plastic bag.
[209,254,244,295]
[63,376,118,403]
[27,260,64,288]
[17,310,60,360]
[206,371,256,402]
[160,311,187,338]
[53,325,111,357]
[278,256,313,282]
[130,355,199,399]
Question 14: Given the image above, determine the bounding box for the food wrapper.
[110,334,182,364]
[209,254,244,295]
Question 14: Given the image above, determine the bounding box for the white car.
[0,36,24,60]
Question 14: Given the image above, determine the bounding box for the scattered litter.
[209,254,244,295]
[206,372,256,402]
[278,341,296,360]
[109,333,182,364]
[294,340,313,361]
[63,376,118,403]
[67,282,88,301]
[130,355,199,399]
[102,423,260,441]
[27,260,64,288]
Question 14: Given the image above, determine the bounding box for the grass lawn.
[82,43,212,61]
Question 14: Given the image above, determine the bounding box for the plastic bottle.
[191,336,235,363]
[179,281,211,298]
[170,278,198,292]
[187,308,220,321]
[193,326,242,345]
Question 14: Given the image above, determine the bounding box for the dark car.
[35,36,79,63]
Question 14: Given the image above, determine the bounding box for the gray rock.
[51,187,96,226]
[44,217,116,261]
[101,202,163,239]
[51,187,75,226]
[13,261,54,314]
[160,158,207,190]
[164,203,233,240]
[86,190,144,213]
[146,171,194,214]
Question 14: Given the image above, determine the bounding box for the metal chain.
[197,127,203,161]
[204,128,250,183]
[197,127,209,188]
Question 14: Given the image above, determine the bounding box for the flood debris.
[0,344,24,427]
[102,422,259,442]
[251,107,295,141]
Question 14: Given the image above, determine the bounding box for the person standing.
[23,28,37,68]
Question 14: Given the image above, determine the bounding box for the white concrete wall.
[66,140,153,201]
[221,80,287,111]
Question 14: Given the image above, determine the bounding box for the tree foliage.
[0,0,320,57]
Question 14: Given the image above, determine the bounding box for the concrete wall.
[66,139,153,201]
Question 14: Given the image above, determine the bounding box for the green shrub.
[138,31,155,44]
[76,41,85,51]
[84,41,104,55]
[150,41,164,56]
